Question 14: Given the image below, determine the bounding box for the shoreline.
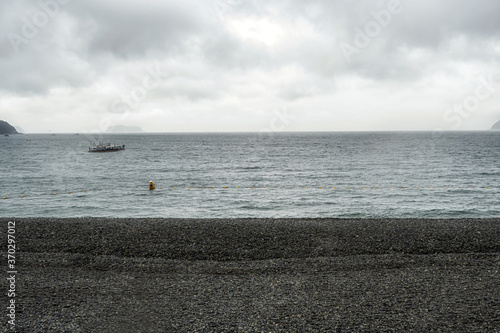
[2,218,499,332]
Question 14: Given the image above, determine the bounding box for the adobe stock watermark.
[440,73,497,130]
[339,0,404,62]
[213,0,243,21]
[6,221,17,331]
[259,107,294,139]
[102,62,169,132]
[7,0,72,53]
[110,62,168,114]
[228,106,294,173]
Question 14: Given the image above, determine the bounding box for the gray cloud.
[71,0,206,58]
[0,0,499,132]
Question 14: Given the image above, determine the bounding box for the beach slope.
[2,218,499,332]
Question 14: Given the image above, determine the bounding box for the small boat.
[88,141,125,152]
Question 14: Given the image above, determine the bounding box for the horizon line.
[12,129,499,135]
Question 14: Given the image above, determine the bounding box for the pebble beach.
[2,218,500,332]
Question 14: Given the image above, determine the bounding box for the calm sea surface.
[1,132,499,218]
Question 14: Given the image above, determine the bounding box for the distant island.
[106,125,143,133]
[492,120,500,130]
[0,120,19,134]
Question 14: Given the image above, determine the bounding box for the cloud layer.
[1,0,499,132]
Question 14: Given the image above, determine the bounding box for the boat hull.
[88,145,125,152]
[88,148,125,152]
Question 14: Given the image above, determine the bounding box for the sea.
[0,132,499,218]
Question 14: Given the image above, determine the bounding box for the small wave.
[239,204,275,210]
[475,172,500,176]
[238,166,262,170]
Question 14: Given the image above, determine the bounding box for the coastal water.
[0,132,499,218]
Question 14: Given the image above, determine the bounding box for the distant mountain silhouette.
[106,125,143,133]
[0,120,19,134]
[492,120,500,130]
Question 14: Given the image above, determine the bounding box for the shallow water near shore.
[1,131,499,218]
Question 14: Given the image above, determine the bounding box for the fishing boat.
[88,141,125,152]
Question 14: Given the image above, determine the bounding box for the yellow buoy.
[149,181,155,190]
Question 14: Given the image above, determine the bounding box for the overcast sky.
[1,0,499,133]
